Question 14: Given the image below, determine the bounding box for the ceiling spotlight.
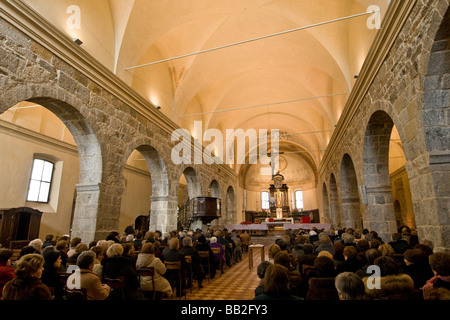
[354,73,359,79]
[155,105,161,110]
[73,38,83,45]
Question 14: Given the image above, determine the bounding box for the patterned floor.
[165,233,283,300]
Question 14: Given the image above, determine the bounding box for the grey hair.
[335,272,365,300]
[77,250,96,269]
[182,236,192,246]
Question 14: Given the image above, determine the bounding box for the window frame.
[261,191,270,210]
[26,158,55,203]
[295,190,304,210]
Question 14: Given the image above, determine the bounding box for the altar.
[264,217,294,224]
[261,217,294,231]
[269,173,290,215]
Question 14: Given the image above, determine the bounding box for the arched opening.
[389,126,415,230]
[177,167,202,230]
[0,99,101,241]
[122,145,171,233]
[329,173,342,228]
[340,154,362,230]
[363,110,398,240]
[180,167,202,200]
[208,180,221,198]
[120,150,152,234]
[225,186,236,225]
[322,182,331,224]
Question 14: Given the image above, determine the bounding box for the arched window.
[295,190,303,210]
[27,158,54,203]
[261,191,269,210]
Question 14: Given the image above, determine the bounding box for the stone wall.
[319,0,450,250]
[0,9,238,242]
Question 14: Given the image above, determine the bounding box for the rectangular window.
[27,159,54,203]
[295,190,303,210]
[261,191,269,210]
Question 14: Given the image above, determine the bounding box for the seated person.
[68,251,110,300]
[101,243,139,300]
[0,249,15,299]
[179,236,204,288]
[209,237,226,272]
[136,242,172,297]
[253,264,301,300]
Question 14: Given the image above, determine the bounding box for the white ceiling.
[18,0,391,178]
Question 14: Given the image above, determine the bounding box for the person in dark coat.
[297,244,317,270]
[42,235,55,249]
[255,261,272,297]
[403,249,434,290]
[388,233,411,254]
[336,246,361,274]
[179,236,204,288]
[41,249,64,300]
[195,235,217,279]
[102,243,139,300]
[253,264,301,300]
[215,230,232,268]
[163,238,188,297]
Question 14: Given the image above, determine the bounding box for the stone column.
[71,183,100,243]
[365,185,397,242]
[149,195,178,233]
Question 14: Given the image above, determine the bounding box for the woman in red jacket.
[0,249,15,299]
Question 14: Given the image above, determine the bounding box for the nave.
[167,247,263,300]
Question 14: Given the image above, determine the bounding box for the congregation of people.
[254,226,450,301]
[1,224,449,301]
[0,226,250,300]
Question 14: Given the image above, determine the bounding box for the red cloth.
[0,264,15,299]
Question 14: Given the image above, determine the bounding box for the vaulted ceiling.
[18,0,391,182]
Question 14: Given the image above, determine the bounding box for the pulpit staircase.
[177,197,221,230]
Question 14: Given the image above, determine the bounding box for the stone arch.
[329,173,342,228]
[180,166,202,200]
[0,95,103,242]
[363,110,397,241]
[322,182,331,224]
[419,7,450,251]
[340,154,363,230]
[225,186,237,225]
[208,179,221,198]
[122,142,174,233]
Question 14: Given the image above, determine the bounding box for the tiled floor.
[166,232,284,300]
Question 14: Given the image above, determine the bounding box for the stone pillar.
[71,183,100,243]
[341,197,363,230]
[149,195,178,233]
[365,185,398,242]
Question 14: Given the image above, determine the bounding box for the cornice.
[318,0,417,176]
[0,118,78,155]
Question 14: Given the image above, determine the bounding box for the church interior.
[0,0,449,304]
